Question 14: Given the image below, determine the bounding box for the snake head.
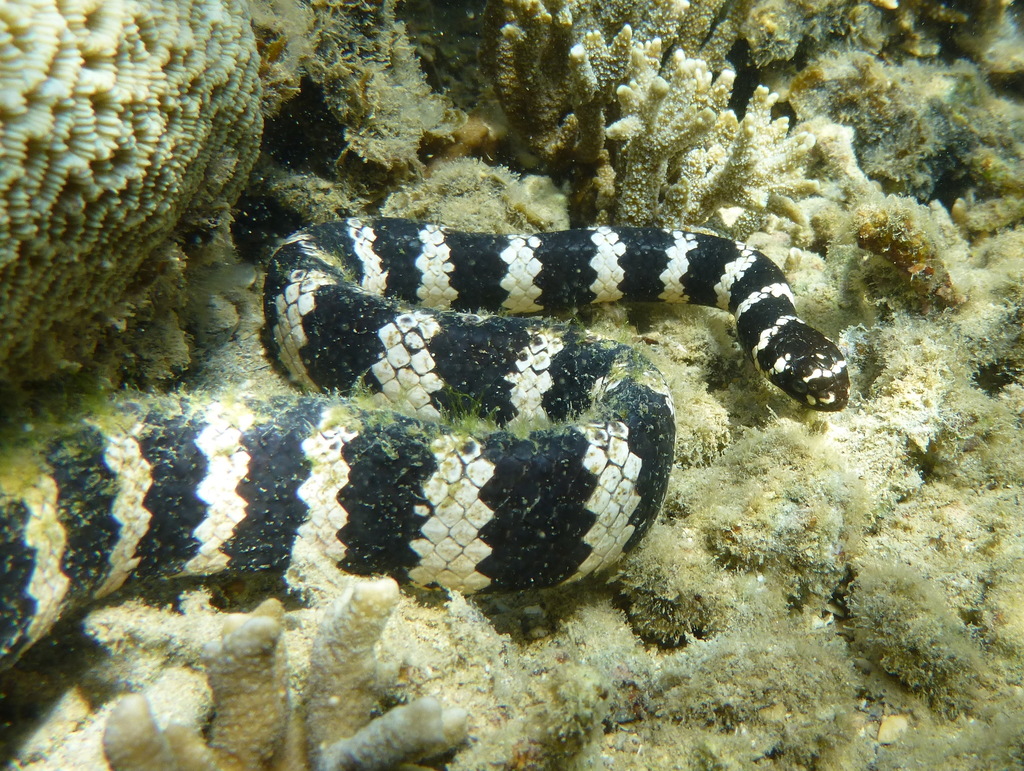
[759,323,850,411]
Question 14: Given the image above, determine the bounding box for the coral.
[6,2,1024,769]
[481,0,1022,237]
[0,0,262,385]
[101,580,467,771]
[480,0,693,167]
[103,599,288,771]
[480,0,818,235]
[379,158,569,234]
[606,45,817,234]
[302,0,461,182]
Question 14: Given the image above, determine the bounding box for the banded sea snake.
[0,218,849,667]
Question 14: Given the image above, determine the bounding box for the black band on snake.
[0,218,848,668]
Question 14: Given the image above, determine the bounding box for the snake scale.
[0,218,849,668]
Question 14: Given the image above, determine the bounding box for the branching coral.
[101,580,467,771]
[480,0,698,167]
[481,0,818,236]
[606,44,817,233]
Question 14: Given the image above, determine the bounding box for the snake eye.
[788,377,809,395]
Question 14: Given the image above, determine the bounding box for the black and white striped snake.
[0,218,848,668]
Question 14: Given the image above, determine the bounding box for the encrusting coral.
[304,0,460,172]
[0,0,263,386]
[244,0,467,227]
[101,579,467,771]
[853,196,965,311]
[736,0,1014,66]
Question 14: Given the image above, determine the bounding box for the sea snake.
[0,218,849,668]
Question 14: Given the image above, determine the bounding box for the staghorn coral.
[479,0,750,168]
[480,0,1020,239]
[0,0,262,386]
[101,580,467,771]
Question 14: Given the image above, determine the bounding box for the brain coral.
[0,0,262,385]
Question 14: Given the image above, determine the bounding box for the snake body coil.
[0,219,848,667]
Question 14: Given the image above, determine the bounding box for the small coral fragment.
[103,694,206,771]
[321,696,467,771]
[303,579,402,761]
